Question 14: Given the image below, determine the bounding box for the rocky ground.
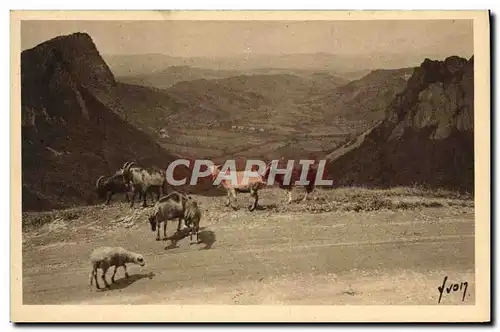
[22,187,475,305]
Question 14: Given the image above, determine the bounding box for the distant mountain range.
[103,52,464,79]
[116,65,352,91]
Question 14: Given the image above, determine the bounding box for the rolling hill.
[309,67,416,129]
[116,65,350,92]
[116,65,243,90]
[110,60,424,163]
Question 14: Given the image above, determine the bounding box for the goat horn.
[96,175,105,188]
[124,161,136,174]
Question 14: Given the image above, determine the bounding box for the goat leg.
[129,189,136,208]
[163,222,168,241]
[105,192,112,205]
[286,188,293,204]
[303,184,314,202]
[142,190,148,208]
[230,189,239,210]
[249,188,259,211]
[158,186,163,201]
[123,264,129,278]
[124,191,130,203]
[156,223,161,241]
[111,266,118,283]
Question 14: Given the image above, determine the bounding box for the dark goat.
[95,172,132,205]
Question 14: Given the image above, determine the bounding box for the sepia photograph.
[10,10,490,322]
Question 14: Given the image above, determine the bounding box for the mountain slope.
[309,67,416,128]
[211,73,348,102]
[21,33,187,211]
[325,56,474,192]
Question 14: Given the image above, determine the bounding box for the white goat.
[89,246,145,290]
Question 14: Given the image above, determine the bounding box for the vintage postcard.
[10,10,490,323]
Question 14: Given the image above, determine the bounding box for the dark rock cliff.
[326,56,474,193]
[21,33,179,211]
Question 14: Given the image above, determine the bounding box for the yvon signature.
[437,276,469,304]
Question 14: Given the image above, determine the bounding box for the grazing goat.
[89,246,145,290]
[184,199,202,244]
[261,159,318,204]
[148,191,201,244]
[122,161,167,208]
[208,163,267,211]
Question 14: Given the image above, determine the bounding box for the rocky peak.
[386,55,473,134]
[21,32,115,92]
[325,54,475,192]
[20,32,180,211]
[21,32,118,128]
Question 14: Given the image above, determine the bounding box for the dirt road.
[22,188,475,305]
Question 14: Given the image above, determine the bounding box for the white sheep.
[89,246,145,290]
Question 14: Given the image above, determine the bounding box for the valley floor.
[21,187,475,305]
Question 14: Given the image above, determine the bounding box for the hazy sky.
[21,20,473,58]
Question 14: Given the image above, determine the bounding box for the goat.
[148,191,201,244]
[183,199,202,244]
[122,161,167,208]
[89,246,145,290]
[208,163,267,211]
[261,159,318,204]
[95,172,131,205]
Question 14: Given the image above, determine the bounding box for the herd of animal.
[95,161,167,208]
[95,160,320,211]
[90,159,319,290]
[89,188,202,290]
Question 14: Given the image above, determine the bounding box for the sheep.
[148,191,201,244]
[89,246,145,290]
[122,161,168,208]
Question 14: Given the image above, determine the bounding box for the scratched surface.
[22,188,475,305]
